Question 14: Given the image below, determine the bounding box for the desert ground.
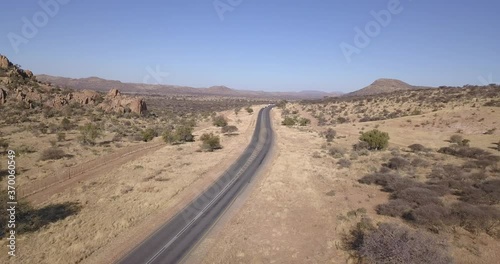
[0,101,269,263]
[192,87,500,264]
[1,58,500,264]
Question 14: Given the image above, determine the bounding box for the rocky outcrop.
[0,87,6,104]
[71,90,100,105]
[107,88,121,98]
[0,55,12,70]
[98,88,147,115]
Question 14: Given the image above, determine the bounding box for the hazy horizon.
[1,0,499,93]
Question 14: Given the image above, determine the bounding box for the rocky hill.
[36,74,341,100]
[0,55,147,115]
[346,78,432,97]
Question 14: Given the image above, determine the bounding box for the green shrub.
[200,133,222,152]
[298,117,311,126]
[212,115,228,127]
[245,107,254,114]
[282,117,296,126]
[175,125,194,142]
[162,126,194,144]
[141,128,158,142]
[359,129,390,150]
[162,129,177,144]
[78,123,102,145]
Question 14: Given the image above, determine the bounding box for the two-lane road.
[118,105,274,264]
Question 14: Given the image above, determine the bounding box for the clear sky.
[1,0,499,92]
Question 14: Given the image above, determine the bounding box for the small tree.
[245,107,254,114]
[359,129,390,150]
[234,107,241,115]
[221,125,238,135]
[212,115,228,127]
[78,123,102,145]
[200,133,222,151]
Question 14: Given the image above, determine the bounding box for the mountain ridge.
[36,74,342,100]
[345,78,433,97]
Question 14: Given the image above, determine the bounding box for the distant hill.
[36,75,342,100]
[346,78,432,97]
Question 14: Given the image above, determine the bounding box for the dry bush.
[391,187,443,206]
[428,164,464,180]
[450,134,464,144]
[358,223,452,264]
[438,146,499,161]
[376,199,413,217]
[450,202,500,236]
[328,146,346,158]
[353,141,370,151]
[359,172,399,188]
[387,156,410,170]
[337,158,352,168]
[221,125,238,134]
[404,204,451,229]
[408,143,427,153]
[411,157,430,167]
[56,132,66,142]
[459,180,500,205]
[40,147,66,161]
[323,128,336,142]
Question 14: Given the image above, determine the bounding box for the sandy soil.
[194,108,388,263]
[0,106,264,264]
[190,105,500,264]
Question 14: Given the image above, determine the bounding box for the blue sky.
[1,0,499,92]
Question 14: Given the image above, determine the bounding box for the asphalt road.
[118,105,274,264]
